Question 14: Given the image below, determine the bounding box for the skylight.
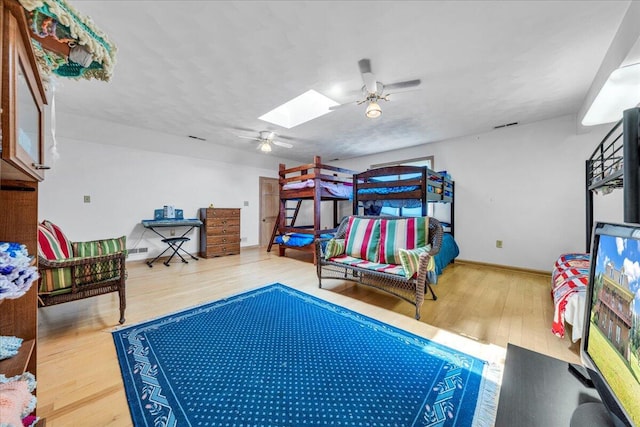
[582,62,640,126]
[259,90,339,129]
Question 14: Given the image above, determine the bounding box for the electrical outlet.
[170,229,176,236]
[83,195,91,203]
[496,240,503,248]
[243,201,249,206]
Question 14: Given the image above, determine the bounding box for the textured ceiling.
[51,1,631,163]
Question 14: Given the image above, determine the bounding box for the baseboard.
[454,259,551,277]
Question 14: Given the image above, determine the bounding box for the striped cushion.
[42,220,73,259]
[397,245,432,279]
[37,224,69,260]
[102,236,126,255]
[73,241,101,258]
[324,239,345,259]
[39,265,73,294]
[344,217,381,262]
[378,217,429,264]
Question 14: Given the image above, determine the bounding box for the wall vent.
[493,122,519,129]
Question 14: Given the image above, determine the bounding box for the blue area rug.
[112,283,499,426]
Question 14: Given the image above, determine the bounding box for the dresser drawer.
[204,208,240,219]
[205,224,240,237]
[207,235,240,245]
[205,218,240,229]
[205,243,240,257]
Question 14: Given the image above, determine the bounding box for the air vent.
[493,122,519,129]
[188,135,206,141]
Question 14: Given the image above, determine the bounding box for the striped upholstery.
[39,264,73,294]
[42,220,73,258]
[73,241,101,258]
[344,217,381,262]
[37,224,70,260]
[397,245,432,279]
[324,239,345,259]
[378,217,429,264]
[328,254,405,276]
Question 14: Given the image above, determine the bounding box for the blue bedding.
[434,233,459,275]
[274,233,333,247]
[357,185,420,195]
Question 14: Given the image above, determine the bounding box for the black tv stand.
[495,344,601,426]
[568,362,594,388]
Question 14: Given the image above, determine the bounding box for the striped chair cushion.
[39,265,73,294]
[397,245,432,279]
[42,220,73,259]
[37,224,70,260]
[378,217,429,264]
[344,217,381,262]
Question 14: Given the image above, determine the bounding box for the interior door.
[259,177,279,247]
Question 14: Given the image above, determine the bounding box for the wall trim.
[454,259,551,277]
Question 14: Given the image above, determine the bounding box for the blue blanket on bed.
[275,233,333,247]
[434,233,459,276]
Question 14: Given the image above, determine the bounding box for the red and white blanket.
[551,254,590,341]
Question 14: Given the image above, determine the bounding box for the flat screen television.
[577,222,640,426]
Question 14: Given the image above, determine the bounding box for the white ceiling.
[51,1,631,163]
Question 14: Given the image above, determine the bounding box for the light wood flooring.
[36,247,579,426]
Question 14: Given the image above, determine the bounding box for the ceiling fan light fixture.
[365,101,382,119]
[259,141,272,153]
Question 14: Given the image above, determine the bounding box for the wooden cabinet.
[1,0,48,182]
[199,208,241,258]
[0,0,47,420]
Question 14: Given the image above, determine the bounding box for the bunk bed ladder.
[267,200,303,252]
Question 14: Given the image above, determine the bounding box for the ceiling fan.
[237,130,293,153]
[332,58,421,118]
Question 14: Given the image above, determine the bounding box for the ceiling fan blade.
[237,135,259,141]
[273,140,293,148]
[358,58,372,74]
[362,72,378,94]
[384,79,421,90]
[329,101,357,111]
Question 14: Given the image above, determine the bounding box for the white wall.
[39,113,293,261]
[41,112,625,270]
[336,114,622,271]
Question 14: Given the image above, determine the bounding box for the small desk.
[495,344,601,426]
[141,218,203,267]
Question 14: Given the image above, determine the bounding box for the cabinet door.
[1,6,47,181]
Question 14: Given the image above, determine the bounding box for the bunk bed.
[352,165,458,275]
[551,106,639,341]
[271,156,358,263]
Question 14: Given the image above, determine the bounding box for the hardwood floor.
[36,247,579,426]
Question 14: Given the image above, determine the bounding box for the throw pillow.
[37,224,68,260]
[379,217,429,264]
[397,245,432,279]
[42,220,73,258]
[344,217,381,262]
[324,239,345,259]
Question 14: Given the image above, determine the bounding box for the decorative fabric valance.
[17,0,116,81]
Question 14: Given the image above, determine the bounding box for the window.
[616,325,621,344]
[371,156,434,217]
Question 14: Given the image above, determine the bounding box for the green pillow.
[397,245,432,279]
[324,239,345,259]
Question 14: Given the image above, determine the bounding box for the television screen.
[582,222,640,426]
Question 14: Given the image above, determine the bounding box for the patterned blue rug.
[112,283,499,427]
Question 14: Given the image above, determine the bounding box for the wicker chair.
[316,215,443,320]
[37,228,127,324]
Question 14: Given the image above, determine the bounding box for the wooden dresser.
[199,208,241,258]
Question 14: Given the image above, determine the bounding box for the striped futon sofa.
[316,215,443,320]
